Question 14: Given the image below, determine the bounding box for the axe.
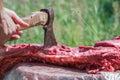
[22,8,57,48]
[0,8,57,50]
[0,0,57,52]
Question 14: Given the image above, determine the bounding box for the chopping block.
[4,63,120,80]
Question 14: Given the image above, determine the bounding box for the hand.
[5,8,29,40]
[0,8,29,45]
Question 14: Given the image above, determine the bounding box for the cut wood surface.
[4,63,120,80]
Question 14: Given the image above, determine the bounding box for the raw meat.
[0,36,120,79]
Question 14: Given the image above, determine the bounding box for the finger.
[9,31,23,41]
[11,12,29,27]
[16,24,20,31]
[17,31,23,36]
[9,35,20,41]
[16,24,23,36]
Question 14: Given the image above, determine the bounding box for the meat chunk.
[0,36,120,79]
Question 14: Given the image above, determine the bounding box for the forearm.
[0,0,3,10]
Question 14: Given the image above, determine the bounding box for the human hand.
[0,8,29,45]
[5,8,29,40]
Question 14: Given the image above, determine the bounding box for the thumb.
[12,12,29,27]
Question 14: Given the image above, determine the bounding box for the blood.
[1,36,120,79]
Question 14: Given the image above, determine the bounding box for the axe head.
[40,8,57,48]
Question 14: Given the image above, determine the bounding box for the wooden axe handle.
[21,11,48,30]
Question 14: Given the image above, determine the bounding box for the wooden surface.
[4,63,120,80]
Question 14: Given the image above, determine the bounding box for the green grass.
[4,0,120,47]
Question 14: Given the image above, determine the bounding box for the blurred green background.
[4,0,120,47]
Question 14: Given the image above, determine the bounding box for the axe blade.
[40,8,57,48]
